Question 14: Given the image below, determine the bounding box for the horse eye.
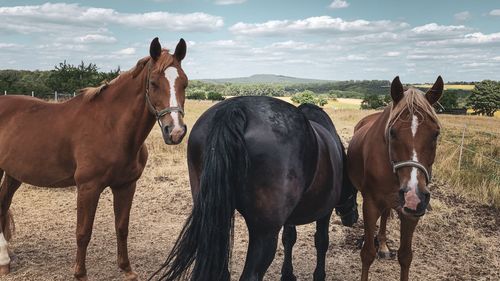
[390,128,397,138]
[150,81,158,88]
[433,131,440,140]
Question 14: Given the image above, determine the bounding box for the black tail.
[335,142,359,227]
[150,106,248,281]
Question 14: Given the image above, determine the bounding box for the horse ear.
[174,38,187,62]
[150,37,162,61]
[425,76,444,105]
[391,76,404,104]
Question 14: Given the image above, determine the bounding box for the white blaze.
[411,114,418,137]
[409,114,420,190]
[408,150,419,190]
[0,233,10,266]
[165,66,181,128]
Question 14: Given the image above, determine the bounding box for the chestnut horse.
[0,37,188,280]
[347,76,443,281]
[151,97,358,281]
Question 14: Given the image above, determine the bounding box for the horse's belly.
[4,164,75,187]
[285,181,339,225]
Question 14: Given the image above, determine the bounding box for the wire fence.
[440,122,500,169]
[3,90,76,102]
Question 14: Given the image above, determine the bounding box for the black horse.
[152,96,358,281]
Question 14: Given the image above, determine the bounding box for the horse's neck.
[100,71,156,151]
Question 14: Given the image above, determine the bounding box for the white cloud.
[74,34,117,44]
[411,23,467,35]
[214,0,246,5]
[493,56,500,61]
[416,32,500,47]
[114,48,136,55]
[0,43,22,49]
[0,3,224,33]
[384,51,401,57]
[329,0,349,9]
[454,11,470,21]
[489,9,500,16]
[230,16,408,36]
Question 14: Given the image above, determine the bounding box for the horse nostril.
[399,188,406,205]
[164,126,172,136]
[423,191,431,204]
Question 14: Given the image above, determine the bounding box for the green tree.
[467,80,500,116]
[360,94,388,109]
[436,90,459,110]
[291,90,328,106]
[207,91,225,101]
[187,88,207,100]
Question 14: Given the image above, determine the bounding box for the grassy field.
[276,96,362,110]
[4,98,499,281]
[413,84,475,90]
[191,99,500,208]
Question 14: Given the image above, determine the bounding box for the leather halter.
[387,127,432,184]
[144,61,185,127]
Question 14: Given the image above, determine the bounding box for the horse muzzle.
[399,188,430,217]
[162,124,187,145]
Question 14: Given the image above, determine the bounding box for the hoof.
[377,250,396,259]
[0,264,10,275]
[281,275,296,281]
[75,276,89,281]
[124,271,138,281]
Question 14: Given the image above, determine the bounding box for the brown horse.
[347,76,443,281]
[0,37,188,280]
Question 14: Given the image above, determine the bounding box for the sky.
[0,0,499,82]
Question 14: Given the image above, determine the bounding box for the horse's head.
[387,76,443,217]
[335,186,359,227]
[145,37,188,145]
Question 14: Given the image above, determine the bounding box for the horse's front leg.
[376,208,393,259]
[398,216,419,281]
[74,183,104,281]
[111,181,138,281]
[313,212,332,281]
[360,197,380,281]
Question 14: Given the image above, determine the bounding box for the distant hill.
[199,74,333,84]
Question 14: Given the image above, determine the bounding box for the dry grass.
[3,99,499,281]
[434,114,500,207]
[413,84,475,91]
[275,96,362,110]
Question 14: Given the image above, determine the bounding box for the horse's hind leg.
[313,212,332,281]
[280,225,297,281]
[0,174,21,275]
[111,182,138,281]
[240,224,280,281]
[376,209,393,259]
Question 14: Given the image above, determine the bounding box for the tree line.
[360,81,499,116]
[0,61,119,98]
[1,61,497,116]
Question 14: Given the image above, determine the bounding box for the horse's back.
[188,96,318,225]
[0,96,78,186]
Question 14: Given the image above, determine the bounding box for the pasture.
[4,99,499,280]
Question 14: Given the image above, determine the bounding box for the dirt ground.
[2,102,500,281]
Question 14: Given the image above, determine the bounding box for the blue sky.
[1,0,499,82]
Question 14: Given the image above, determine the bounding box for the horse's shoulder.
[354,112,382,133]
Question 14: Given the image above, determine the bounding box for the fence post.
[32,91,34,97]
[73,91,76,97]
[55,91,58,102]
[458,124,467,170]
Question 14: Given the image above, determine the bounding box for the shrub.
[291,90,328,106]
[187,89,207,100]
[207,91,225,101]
